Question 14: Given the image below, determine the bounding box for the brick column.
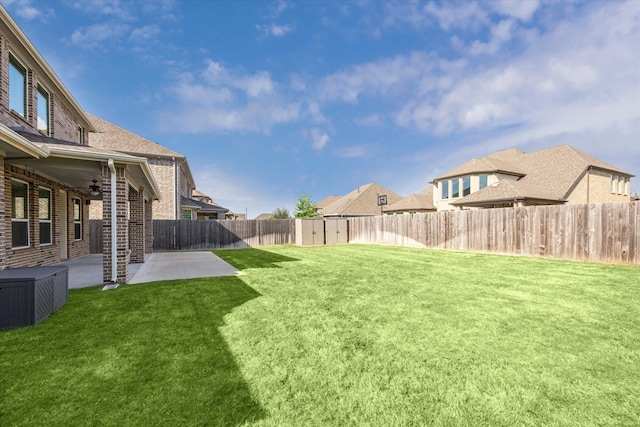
[102,165,129,283]
[128,187,145,263]
[0,155,5,270]
[144,198,153,254]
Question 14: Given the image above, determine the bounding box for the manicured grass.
[1,245,639,426]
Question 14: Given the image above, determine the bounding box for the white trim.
[38,186,52,246]
[11,178,30,249]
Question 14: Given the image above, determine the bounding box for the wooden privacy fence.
[153,219,295,251]
[348,202,640,265]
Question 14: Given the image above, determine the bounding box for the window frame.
[441,180,449,199]
[479,174,488,190]
[11,179,30,249]
[462,176,471,197]
[39,187,52,246]
[9,54,27,118]
[37,84,50,135]
[610,175,618,194]
[73,198,82,240]
[452,178,460,198]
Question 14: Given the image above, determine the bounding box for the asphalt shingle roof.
[87,113,185,158]
[437,145,633,206]
[384,186,435,212]
[319,182,403,216]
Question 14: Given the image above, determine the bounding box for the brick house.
[87,114,227,220]
[0,5,159,283]
[432,145,634,210]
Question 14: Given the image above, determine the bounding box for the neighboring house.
[318,183,403,217]
[316,196,340,211]
[190,189,228,220]
[254,213,272,220]
[384,186,436,214]
[432,145,634,211]
[0,5,159,283]
[86,114,226,220]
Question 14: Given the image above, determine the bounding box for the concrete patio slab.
[62,251,238,288]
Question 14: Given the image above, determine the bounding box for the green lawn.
[1,245,639,426]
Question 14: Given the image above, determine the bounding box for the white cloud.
[130,25,161,42]
[319,52,433,103]
[489,0,540,22]
[309,128,329,150]
[257,23,293,37]
[468,18,514,56]
[354,113,383,127]
[71,23,130,48]
[394,1,640,139]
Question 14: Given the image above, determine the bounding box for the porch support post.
[0,154,5,269]
[129,187,145,263]
[144,198,153,254]
[102,164,129,283]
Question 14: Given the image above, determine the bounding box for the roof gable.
[88,114,184,158]
[384,186,435,212]
[320,183,403,216]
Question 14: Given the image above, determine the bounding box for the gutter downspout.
[108,159,118,283]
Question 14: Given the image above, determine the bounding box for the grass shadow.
[214,247,299,270]
[0,276,265,426]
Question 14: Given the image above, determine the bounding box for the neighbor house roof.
[254,213,272,220]
[87,113,196,189]
[384,186,435,212]
[319,182,404,217]
[316,196,341,210]
[180,195,228,214]
[436,145,634,207]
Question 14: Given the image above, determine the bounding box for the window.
[441,180,449,199]
[77,126,85,145]
[618,177,625,195]
[452,178,460,198]
[479,174,488,190]
[610,175,617,193]
[462,176,471,197]
[9,55,27,117]
[181,209,192,220]
[73,198,82,240]
[39,188,52,245]
[12,180,29,248]
[37,85,50,135]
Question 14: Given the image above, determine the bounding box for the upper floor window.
[73,198,82,240]
[39,188,52,245]
[9,55,27,118]
[181,209,193,220]
[452,178,460,198]
[441,180,449,199]
[37,85,50,135]
[12,180,29,249]
[77,126,85,145]
[462,176,471,197]
[479,175,488,190]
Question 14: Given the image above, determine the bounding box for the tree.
[294,192,318,218]
[271,207,290,219]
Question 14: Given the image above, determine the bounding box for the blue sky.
[5,0,639,217]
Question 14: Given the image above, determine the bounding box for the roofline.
[431,169,524,183]
[45,146,161,200]
[0,123,50,158]
[0,6,96,133]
